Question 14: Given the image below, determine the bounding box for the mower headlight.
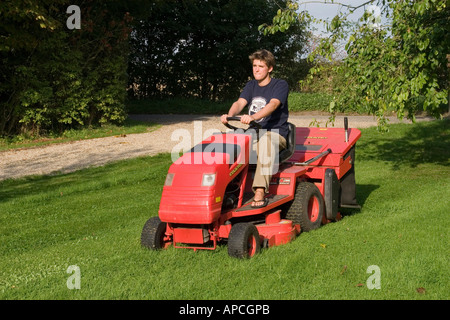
[201,173,216,187]
[164,173,174,186]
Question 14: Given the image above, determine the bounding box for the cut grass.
[0,119,448,300]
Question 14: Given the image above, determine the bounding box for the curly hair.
[249,49,276,70]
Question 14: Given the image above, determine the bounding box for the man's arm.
[241,98,281,124]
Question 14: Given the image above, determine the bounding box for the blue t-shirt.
[239,78,289,139]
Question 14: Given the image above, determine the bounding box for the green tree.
[261,0,449,129]
[128,0,309,101]
[0,0,134,136]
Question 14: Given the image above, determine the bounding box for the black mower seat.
[279,122,296,163]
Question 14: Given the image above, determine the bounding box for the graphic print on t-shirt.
[248,96,266,122]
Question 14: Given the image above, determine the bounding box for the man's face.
[252,59,273,82]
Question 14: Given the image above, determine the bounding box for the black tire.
[285,182,324,232]
[227,223,261,259]
[141,216,168,250]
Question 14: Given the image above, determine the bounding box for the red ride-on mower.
[141,117,361,258]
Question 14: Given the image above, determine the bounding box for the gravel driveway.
[0,113,431,181]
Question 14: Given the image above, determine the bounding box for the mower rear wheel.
[227,223,261,259]
[285,182,324,232]
[141,216,169,250]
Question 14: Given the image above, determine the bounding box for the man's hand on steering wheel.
[221,114,255,125]
[239,114,255,125]
[220,114,229,125]
[222,115,262,131]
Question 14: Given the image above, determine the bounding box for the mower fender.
[324,168,339,220]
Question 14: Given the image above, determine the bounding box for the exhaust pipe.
[344,117,348,143]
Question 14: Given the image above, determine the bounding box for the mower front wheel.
[227,223,261,259]
[141,216,170,250]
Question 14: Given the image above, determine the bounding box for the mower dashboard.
[187,142,241,166]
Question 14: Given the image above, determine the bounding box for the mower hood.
[159,133,251,224]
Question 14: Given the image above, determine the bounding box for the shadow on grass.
[340,184,379,217]
[356,183,379,207]
[0,154,172,204]
[0,174,81,203]
[357,119,449,170]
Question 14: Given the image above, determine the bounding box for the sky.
[296,0,388,59]
[298,0,385,35]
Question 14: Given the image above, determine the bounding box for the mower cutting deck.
[141,117,361,258]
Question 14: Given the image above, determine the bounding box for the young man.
[221,49,289,208]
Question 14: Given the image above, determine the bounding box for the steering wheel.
[224,116,262,131]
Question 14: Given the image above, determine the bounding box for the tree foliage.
[1,0,310,137]
[0,0,133,136]
[262,0,449,129]
[128,0,309,101]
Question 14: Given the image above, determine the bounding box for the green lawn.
[0,119,448,300]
